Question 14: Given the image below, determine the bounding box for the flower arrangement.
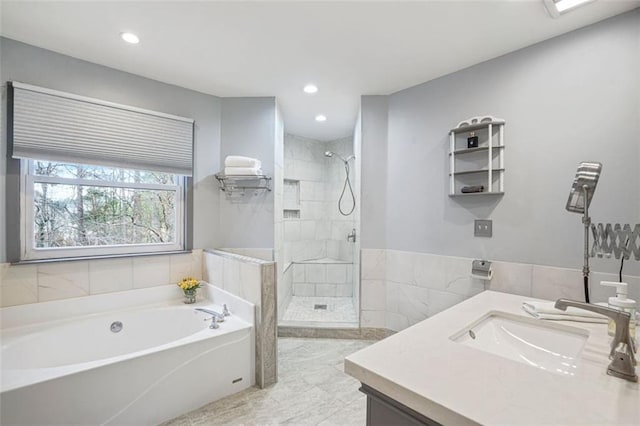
[178,277,200,304]
[178,277,200,291]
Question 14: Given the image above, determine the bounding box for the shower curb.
[277,326,392,340]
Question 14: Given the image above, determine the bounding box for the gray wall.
[0,37,222,261]
[1,38,280,263]
[360,96,388,249]
[362,10,640,276]
[217,97,276,248]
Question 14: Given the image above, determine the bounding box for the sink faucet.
[555,299,637,382]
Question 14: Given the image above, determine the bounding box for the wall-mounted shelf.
[215,173,272,196]
[450,168,505,176]
[450,192,505,198]
[449,115,505,197]
[450,146,505,156]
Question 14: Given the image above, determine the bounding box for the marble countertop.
[345,291,639,425]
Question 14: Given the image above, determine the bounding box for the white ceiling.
[1,1,638,141]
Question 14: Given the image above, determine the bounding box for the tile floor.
[281,296,358,326]
[163,337,375,425]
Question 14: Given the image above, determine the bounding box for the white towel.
[225,156,262,169]
[224,167,263,176]
[522,300,608,323]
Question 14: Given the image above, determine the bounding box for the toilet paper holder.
[471,260,492,280]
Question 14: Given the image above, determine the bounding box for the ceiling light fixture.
[543,0,594,18]
[120,32,140,44]
[304,84,318,94]
[315,115,327,122]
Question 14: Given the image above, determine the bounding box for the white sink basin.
[451,311,589,376]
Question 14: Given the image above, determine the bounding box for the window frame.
[20,159,186,261]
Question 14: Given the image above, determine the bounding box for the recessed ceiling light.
[315,115,327,122]
[304,84,318,94]
[120,32,140,44]
[543,0,593,18]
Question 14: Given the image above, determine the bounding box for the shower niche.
[449,115,505,197]
[283,179,301,219]
[277,134,360,328]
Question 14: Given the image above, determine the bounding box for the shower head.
[566,161,602,214]
[324,151,355,163]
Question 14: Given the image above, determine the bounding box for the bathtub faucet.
[194,308,225,322]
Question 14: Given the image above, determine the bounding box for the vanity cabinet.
[449,115,505,197]
[360,385,441,426]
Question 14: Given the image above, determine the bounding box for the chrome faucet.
[555,299,637,382]
[194,307,225,322]
[347,228,356,243]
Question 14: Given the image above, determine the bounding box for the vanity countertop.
[345,290,639,425]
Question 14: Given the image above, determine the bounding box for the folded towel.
[461,185,484,194]
[224,167,263,176]
[522,301,608,323]
[225,156,262,168]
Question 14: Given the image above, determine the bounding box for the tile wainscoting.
[361,249,640,332]
[0,250,203,307]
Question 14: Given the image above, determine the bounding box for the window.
[8,81,194,262]
[21,160,185,260]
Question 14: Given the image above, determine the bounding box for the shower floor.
[280,296,358,328]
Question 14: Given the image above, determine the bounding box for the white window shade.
[11,82,194,176]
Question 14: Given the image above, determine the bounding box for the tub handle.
[204,316,220,329]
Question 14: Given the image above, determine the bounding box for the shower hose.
[338,160,356,216]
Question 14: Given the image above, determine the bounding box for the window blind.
[10,82,195,176]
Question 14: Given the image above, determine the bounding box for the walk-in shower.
[277,135,360,329]
[324,151,356,216]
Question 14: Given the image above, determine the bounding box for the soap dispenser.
[601,281,636,337]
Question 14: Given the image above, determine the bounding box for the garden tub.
[0,283,255,425]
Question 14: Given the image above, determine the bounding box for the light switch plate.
[474,220,492,237]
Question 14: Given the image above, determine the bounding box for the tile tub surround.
[203,249,277,388]
[218,248,274,261]
[345,291,640,425]
[360,249,640,332]
[0,250,203,308]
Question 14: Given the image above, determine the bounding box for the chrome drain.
[110,321,123,333]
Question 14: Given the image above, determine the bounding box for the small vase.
[183,288,197,304]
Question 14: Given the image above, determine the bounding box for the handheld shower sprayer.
[566,162,602,214]
[566,161,602,304]
[325,151,356,216]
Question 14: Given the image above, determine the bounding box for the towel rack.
[214,173,272,196]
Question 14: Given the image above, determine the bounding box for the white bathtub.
[0,283,255,425]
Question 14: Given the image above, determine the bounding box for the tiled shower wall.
[0,250,203,307]
[283,134,356,263]
[360,249,640,332]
